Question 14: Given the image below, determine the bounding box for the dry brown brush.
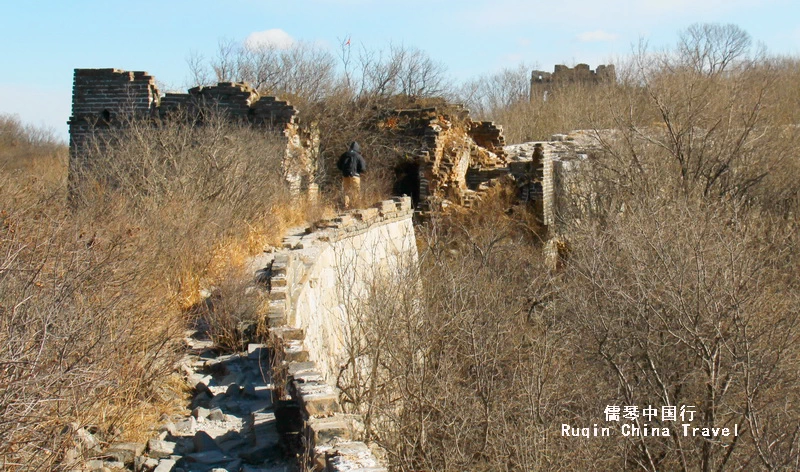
[330,23,800,471]
[0,109,310,469]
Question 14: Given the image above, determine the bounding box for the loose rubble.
[141,333,295,472]
[69,333,296,472]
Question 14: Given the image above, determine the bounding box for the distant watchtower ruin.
[530,64,616,101]
[68,68,319,197]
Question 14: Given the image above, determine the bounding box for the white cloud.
[244,29,294,50]
[577,30,620,42]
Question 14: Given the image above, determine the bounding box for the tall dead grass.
[0,110,327,469]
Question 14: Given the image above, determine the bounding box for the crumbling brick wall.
[376,104,508,209]
[68,68,319,197]
[530,64,616,101]
[68,69,159,189]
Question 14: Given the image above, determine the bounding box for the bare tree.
[458,64,533,117]
[678,23,752,75]
[353,43,450,99]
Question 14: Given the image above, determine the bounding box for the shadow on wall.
[393,160,420,207]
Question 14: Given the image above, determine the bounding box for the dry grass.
[0,111,333,469]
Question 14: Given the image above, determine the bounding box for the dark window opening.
[393,160,420,208]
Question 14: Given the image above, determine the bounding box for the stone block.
[85,459,105,470]
[284,340,309,362]
[105,442,145,465]
[247,343,267,359]
[174,416,197,435]
[268,286,287,301]
[307,415,352,446]
[267,299,285,315]
[333,215,354,226]
[208,408,226,422]
[393,196,413,211]
[192,430,221,453]
[293,369,325,384]
[270,275,287,287]
[325,441,387,471]
[147,439,176,459]
[296,381,341,417]
[269,262,287,276]
[267,303,286,327]
[270,326,305,341]
[377,200,396,214]
[192,406,210,420]
[287,361,316,377]
[353,208,379,222]
[141,457,160,470]
[272,253,291,265]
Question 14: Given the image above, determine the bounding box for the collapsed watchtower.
[530,64,616,101]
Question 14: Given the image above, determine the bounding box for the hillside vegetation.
[0,111,328,469]
[1,22,799,471]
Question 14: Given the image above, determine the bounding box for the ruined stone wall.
[265,196,415,383]
[378,105,508,209]
[506,131,600,234]
[263,198,414,471]
[68,69,159,187]
[530,63,616,101]
[68,68,318,196]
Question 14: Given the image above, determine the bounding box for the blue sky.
[1,0,798,142]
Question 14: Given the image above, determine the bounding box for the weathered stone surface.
[147,439,176,459]
[268,286,288,301]
[153,458,177,472]
[296,381,341,417]
[141,457,160,469]
[174,416,197,435]
[286,361,316,377]
[293,369,324,384]
[84,459,105,470]
[192,406,211,420]
[208,407,226,422]
[326,441,387,472]
[378,200,397,214]
[247,343,267,359]
[283,340,309,362]
[353,207,379,222]
[105,442,145,465]
[307,415,352,446]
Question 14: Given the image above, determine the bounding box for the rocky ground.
[71,329,298,472]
